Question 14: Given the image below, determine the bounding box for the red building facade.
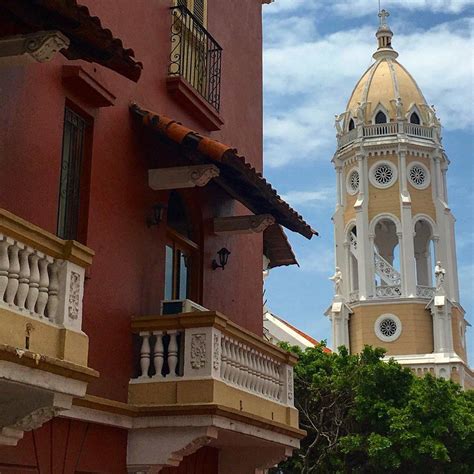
[0,1,314,472]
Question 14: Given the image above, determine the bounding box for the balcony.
[0,209,97,445]
[128,311,303,472]
[167,5,223,130]
[337,121,434,149]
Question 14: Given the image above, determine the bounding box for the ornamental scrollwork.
[190,334,206,369]
[68,271,81,320]
[213,333,221,371]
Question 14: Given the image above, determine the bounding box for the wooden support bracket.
[213,214,276,235]
[0,31,69,66]
[148,165,220,191]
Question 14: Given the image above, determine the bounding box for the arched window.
[165,192,200,301]
[410,112,420,125]
[375,111,387,124]
[414,219,435,287]
[348,118,355,131]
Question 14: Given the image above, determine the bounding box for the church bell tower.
[327,10,472,388]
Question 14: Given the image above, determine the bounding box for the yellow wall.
[406,155,436,221]
[0,307,89,366]
[129,378,299,429]
[349,302,434,355]
[368,154,400,221]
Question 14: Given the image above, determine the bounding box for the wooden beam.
[0,31,69,65]
[213,214,276,235]
[148,165,219,191]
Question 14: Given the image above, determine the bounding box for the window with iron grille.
[57,107,90,241]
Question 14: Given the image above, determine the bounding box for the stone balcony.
[128,311,303,473]
[337,121,435,149]
[0,209,97,445]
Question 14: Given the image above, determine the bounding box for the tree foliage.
[273,344,474,473]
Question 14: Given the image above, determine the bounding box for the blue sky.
[262,0,474,363]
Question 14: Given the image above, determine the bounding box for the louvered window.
[175,0,205,24]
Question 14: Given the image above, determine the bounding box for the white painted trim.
[369,212,402,235]
[371,102,391,125]
[407,161,431,190]
[412,213,438,238]
[374,313,402,342]
[369,160,398,189]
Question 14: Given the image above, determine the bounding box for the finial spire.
[373,8,398,59]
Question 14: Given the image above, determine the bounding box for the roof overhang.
[0,0,142,81]
[131,104,318,241]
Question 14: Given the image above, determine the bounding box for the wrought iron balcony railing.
[169,6,223,112]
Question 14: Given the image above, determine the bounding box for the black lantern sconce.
[212,248,231,270]
[146,203,167,227]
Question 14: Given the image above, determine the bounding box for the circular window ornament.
[346,168,360,195]
[408,162,430,190]
[374,314,402,342]
[369,161,398,189]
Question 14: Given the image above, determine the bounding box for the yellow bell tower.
[327,10,473,388]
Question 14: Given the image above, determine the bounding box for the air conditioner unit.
[161,299,208,315]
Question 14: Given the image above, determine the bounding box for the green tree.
[273,344,474,474]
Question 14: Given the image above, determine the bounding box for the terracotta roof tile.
[0,0,142,81]
[131,104,318,240]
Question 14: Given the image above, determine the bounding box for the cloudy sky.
[262,0,474,362]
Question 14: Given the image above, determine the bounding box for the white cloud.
[332,0,474,16]
[263,17,474,168]
[264,0,474,16]
[281,188,334,206]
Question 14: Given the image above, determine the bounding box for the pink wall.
[0,0,265,403]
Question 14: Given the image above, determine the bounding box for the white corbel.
[213,214,275,235]
[148,165,219,190]
[0,31,70,65]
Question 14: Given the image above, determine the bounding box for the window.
[375,111,387,124]
[57,106,91,241]
[348,118,355,131]
[164,192,200,301]
[176,0,206,25]
[374,314,402,342]
[346,168,360,195]
[410,112,420,124]
[408,162,430,189]
[369,161,398,189]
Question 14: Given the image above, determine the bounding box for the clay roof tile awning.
[0,0,142,81]
[133,104,318,241]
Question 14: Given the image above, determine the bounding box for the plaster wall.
[349,302,434,355]
[0,0,265,403]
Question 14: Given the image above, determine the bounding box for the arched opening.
[348,225,359,294]
[414,219,435,287]
[375,111,387,124]
[410,112,421,125]
[348,118,355,131]
[373,218,400,295]
[165,191,200,301]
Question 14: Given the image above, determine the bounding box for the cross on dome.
[378,9,390,26]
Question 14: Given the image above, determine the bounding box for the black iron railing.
[169,6,222,112]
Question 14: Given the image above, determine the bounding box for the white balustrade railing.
[349,232,358,257]
[337,122,435,149]
[0,210,92,330]
[337,128,358,147]
[374,251,401,286]
[133,318,295,406]
[375,285,402,298]
[405,123,433,139]
[363,123,398,137]
[416,285,435,299]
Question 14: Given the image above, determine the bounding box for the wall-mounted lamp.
[212,247,231,270]
[146,203,167,227]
